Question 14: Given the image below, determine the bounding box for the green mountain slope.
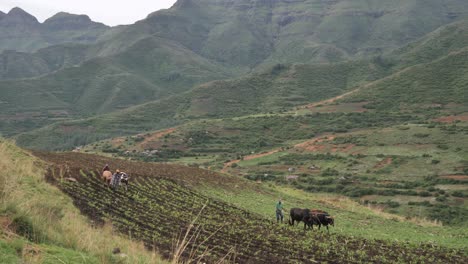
[5,0,468,149]
[344,48,468,111]
[0,36,231,136]
[0,8,109,53]
[13,59,391,150]
[16,37,468,151]
[129,0,468,67]
[81,0,468,68]
[390,19,468,67]
[0,44,90,79]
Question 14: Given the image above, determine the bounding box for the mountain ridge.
[0,7,109,53]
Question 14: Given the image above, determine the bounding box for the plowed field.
[35,152,467,263]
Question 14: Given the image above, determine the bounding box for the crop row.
[38,152,467,264]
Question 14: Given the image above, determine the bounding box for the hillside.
[2,0,468,141]
[14,29,468,151]
[30,150,467,263]
[0,44,91,80]
[342,48,468,111]
[0,139,165,263]
[390,19,468,67]
[3,1,468,263]
[74,47,468,226]
[98,0,468,68]
[0,35,232,136]
[13,59,392,150]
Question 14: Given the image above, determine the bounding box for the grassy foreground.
[0,139,165,263]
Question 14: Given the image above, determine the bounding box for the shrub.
[452,191,466,197]
[321,168,339,177]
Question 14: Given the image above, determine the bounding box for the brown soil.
[222,149,281,172]
[59,125,95,133]
[439,175,468,181]
[222,135,337,172]
[374,157,393,169]
[111,137,126,146]
[34,151,241,189]
[330,144,355,153]
[0,216,12,232]
[305,102,368,113]
[141,128,176,146]
[433,114,468,123]
[294,135,335,152]
[303,89,360,109]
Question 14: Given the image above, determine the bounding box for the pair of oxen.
[289,208,335,232]
[102,170,129,190]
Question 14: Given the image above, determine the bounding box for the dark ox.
[304,209,335,232]
[289,208,311,230]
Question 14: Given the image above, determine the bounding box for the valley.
[1,0,467,263]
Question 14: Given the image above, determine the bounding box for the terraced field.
[36,152,467,263]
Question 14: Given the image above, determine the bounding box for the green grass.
[238,152,288,167]
[0,139,166,263]
[199,184,468,249]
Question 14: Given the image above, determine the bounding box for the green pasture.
[199,184,468,249]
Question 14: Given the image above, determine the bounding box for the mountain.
[4,0,468,148]
[0,8,109,53]
[0,43,90,79]
[390,19,468,67]
[65,0,468,68]
[12,59,391,150]
[15,38,468,150]
[109,0,468,67]
[0,35,233,137]
[343,47,468,111]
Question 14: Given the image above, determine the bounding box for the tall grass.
[0,139,165,263]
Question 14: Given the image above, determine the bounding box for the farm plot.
[38,152,467,263]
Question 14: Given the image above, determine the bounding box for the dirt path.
[222,149,281,173]
[433,114,468,123]
[303,89,360,109]
[140,127,176,145]
[294,135,335,150]
[439,175,468,181]
[374,157,393,169]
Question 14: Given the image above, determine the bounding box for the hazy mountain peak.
[173,0,198,8]
[7,7,36,19]
[46,12,91,23]
[43,12,108,28]
[4,7,39,24]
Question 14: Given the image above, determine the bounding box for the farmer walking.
[276,199,284,223]
[111,169,122,189]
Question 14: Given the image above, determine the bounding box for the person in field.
[111,169,122,189]
[101,164,112,185]
[102,163,110,172]
[276,199,284,223]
